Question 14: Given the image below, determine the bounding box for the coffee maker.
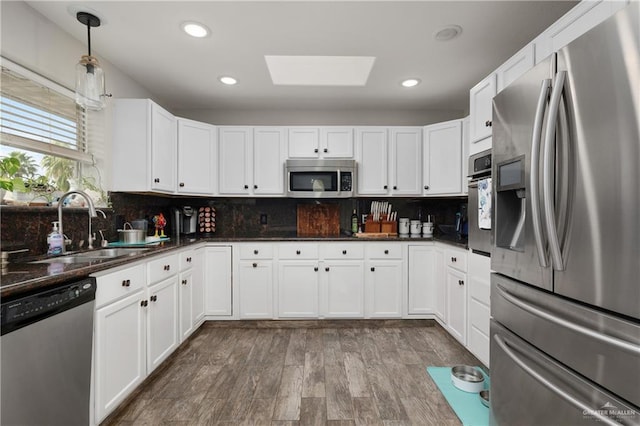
[174,206,197,235]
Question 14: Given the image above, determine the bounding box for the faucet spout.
[57,190,97,253]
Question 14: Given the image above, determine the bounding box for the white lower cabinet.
[94,289,146,423]
[204,246,232,316]
[322,262,364,318]
[467,252,491,366]
[179,268,194,341]
[407,244,440,317]
[191,249,206,324]
[278,261,320,318]
[366,261,403,318]
[147,277,179,373]
[446,267,467,345]
[238,260,274,319]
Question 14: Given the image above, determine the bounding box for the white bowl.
[451,365,485,393]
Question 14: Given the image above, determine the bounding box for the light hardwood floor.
[104,320,482,425]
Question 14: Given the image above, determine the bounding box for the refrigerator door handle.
[496,282,640,355]
[493,334,620,426]
[543,70,567,271]
[531,78,552,267]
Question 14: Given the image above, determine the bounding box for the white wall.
[175,108,464,126]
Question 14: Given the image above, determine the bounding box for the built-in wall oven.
[467,149,492,256]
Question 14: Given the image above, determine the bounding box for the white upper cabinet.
[253,127,286,195]
[177,118,216,195]
[288,127,353,158]
[218,127,252,195]
[423,119,463,196]
[111,99,177,194]
[355,127,389,195]
[534,0,628,64]
[496,43,535,93]
[469,74,497,144]
[389,127,422,196]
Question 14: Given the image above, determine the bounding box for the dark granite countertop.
[1,234,467,299]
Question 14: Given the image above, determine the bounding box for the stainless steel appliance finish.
[468,149,492,256]
[491,4,640,425]
[180,206,197,235]
[1,277,96,425]
[286,158,356,198]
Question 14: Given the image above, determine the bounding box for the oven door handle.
[531,78,551,267]
[493,334,620,426]
[543,71,567,271]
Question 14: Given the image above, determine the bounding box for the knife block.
[381,220,397,234]
[365,221,381,233]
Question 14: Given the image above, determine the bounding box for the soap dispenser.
[47,221,64,255]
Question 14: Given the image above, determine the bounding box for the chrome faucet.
[57,190,97,254]
[88,209,107,249]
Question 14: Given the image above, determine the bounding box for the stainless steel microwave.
[285,159,356,198]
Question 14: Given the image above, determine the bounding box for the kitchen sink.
[31,248,150,264]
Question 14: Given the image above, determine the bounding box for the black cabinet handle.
[296,250,301,255]
[182,279,187,285]
[314,148,319,153]
[244,184,249,189]
[393,186,398,190]
[451,257,457,262]
[141,300,148,307]
[122,279,130,287]
[342,250,347,255]
[323,148,328,153]
[384,250,389,255]
[254,250,259,255]
[424,185,429,190]
[314,267,318,272]
[458,280,464,286]
[179,182,185,187]
[151,295,158,302]
[325,267,330,272]
[253,262,257,268]
[485,120,492,127]
[163,264,171,271]
[254,184,258,189]
[187,257,192,263]
[371,267,375,272]
[154,178,160,183]
[383,185,388,190]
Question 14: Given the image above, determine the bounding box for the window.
[0,57,107,206]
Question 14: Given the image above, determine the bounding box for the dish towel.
[478,177,492,230]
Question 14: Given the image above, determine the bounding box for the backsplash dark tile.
[1,193,467,257]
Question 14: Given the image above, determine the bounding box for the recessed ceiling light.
[182,21,209,38]
[219,76,238,85]
[401,79,420,88]
[434,25,462,41]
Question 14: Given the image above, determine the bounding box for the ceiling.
[26,1,577,113]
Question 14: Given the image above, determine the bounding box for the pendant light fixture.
[75,11,106,110]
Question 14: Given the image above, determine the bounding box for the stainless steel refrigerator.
[490,3,640,425]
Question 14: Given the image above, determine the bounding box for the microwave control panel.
[340,172,353,191]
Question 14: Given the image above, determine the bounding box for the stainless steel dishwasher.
[1,277,96,425]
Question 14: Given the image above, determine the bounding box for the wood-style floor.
[104,320,482,425]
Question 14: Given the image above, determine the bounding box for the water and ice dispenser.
[495,156,527,251]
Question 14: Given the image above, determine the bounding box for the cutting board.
[297,204,340,237]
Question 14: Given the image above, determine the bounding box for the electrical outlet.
[260,213,268,225]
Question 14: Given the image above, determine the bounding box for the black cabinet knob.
[179,182,185,187]
[451,257,457,262]
[151,295,158,302]
[182,279,187,285]
[314,148,319,153]
[154,178,160,183]
[254,184,258,189]
[393,186,398,190]
[122,279,130,287]
[253,262,257,268]
[254,250,259,255]
[187,257,192,262]
[458,280,464,286]
[424,185,429,190]
[371,267,375,272]
[384,250,389,255]
[296,250,301,255]
[244,184,249,189]
[325,267,330,272]
[383,185,388,190]
[314,267,319,272]
[141,300,148,307]
[342,250,347,255]
[485,120,492,127]
[323,148,328,153]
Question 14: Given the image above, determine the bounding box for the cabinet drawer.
[95,263,145,308]
[239,244,274,260]
[147,253,179,284]
[445,249,467,272]
[366,243,402,259]
[321,243,364,260]
[179,249,195,271]
[278,243,319,260]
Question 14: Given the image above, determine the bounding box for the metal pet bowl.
[451,365,485,393]
[479,389,490,407]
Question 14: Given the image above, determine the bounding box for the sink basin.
[74,248,150,258]
[31,248,150,264]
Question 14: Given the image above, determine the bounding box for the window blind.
[0,59,92,163]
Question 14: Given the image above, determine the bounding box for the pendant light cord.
[87,22,92,56]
